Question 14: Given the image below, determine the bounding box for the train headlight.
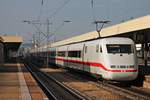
[111,65,134,69]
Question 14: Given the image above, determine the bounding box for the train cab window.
[96,45,99,52]
[107,44,133,54]
[68,51,81,58]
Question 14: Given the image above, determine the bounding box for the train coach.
[30,37,138,81]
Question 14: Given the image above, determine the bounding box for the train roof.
[51,15,150,47]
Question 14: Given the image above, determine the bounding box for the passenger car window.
[68,51,81,58]
[57,51,66,57]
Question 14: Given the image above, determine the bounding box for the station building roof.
[51,14,150,47]
[0,35,23,51]
[0,35,23,43]
[0,37,3,42]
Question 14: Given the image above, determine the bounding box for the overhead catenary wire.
[48,0,72,41]
[38,0,72,36]
[41,0,44,5]
[36,0,45,22]
[28,0,72,44]
[90,0,111,38]
[91,0,96,22]
[49,0,71,19]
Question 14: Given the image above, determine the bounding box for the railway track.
[24,61,90,100]
[96,81,150,100]
[63,69,150,100]
[24,59,150,100]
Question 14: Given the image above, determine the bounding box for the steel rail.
[96,81,150,100]
[24,59,150,100]
[60,68,150,100]
[24,63,57,100]
[24,61,90,100]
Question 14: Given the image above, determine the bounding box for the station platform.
[0,62,48,100]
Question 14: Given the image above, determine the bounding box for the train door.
[83,41,102,74]
[82,44,85,71]
[96,44,104,75]
[65,45,69,67]
[56,47,59,65]
[83,43,91,72]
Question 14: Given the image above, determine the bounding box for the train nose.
[108,64,138,81]
[114,72,138,81]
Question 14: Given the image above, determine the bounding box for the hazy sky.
[0,0,150,43]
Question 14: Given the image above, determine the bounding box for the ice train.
[30,37,138,81]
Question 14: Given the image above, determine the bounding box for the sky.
[0,0,150,43]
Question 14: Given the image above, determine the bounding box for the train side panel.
[83,40,104,77]
[56,45,68,67]
[67,43,84,70]
[48,47,56,65]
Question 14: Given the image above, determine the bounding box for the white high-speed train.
[30,37,138,81]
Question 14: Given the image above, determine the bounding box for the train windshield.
[106,44,133,54]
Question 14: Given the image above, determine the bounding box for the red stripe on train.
[55,58,138,73]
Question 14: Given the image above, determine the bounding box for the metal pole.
[46,18,50,68]
[144,33,148,67]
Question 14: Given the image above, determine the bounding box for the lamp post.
[93,20,110,38]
